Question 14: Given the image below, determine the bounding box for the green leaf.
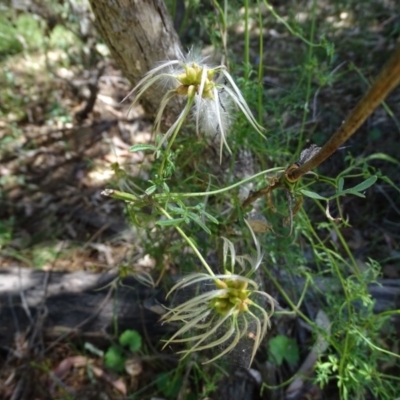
[341,189,366,198]
[156,372,182,398]
[129,144,156,153]
[104,345,125,372]
[348,175,377,193]
[156,218,185,226]
[364,153,399,165]
[167,204,186,214]
[163,182,170,193]
[268,335,300,366]
[201,210,219,224]
[186,211,201,220]
[186,211,212,234]
[283,339,300,366]
[145,185,157,195]
[338,177,344,192]
[119,329,142,352]
[300,189,327,200]
[191,217,211,235]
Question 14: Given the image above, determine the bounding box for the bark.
[88,0,183,119]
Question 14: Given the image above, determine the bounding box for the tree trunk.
[89,0,182,119]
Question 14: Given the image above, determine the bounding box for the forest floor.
[1,1,400,399]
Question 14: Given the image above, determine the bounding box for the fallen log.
[0,267,399,351]
[0,267,168,351]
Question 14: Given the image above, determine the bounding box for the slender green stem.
[244,0,250,78]
[212,0,226,26]
[157,205,216,277]
[296,0,316,155]
[262,266,310,324]
[354,330,400,359]
[263,266,339,351]
[154,167,284,199]
[263,0,322,47]
[373,309,400,321]
[223,0,228,66]
[212,0,228,65]
[303,212,353,363]
[257,0,264,124]
[320,218,362,387]
[103,167,284,204]
[295,275,310,310]
[158,96,194,177]
[313,200,360,276]
[331,221,360,276]
[375,373,400,382]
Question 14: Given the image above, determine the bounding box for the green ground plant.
[104,1,400,399]
[104,329,143,372]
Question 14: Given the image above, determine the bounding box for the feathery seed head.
[124,49,266,162]
[161,221,276,366]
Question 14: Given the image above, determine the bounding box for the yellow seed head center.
[211,278,251,315]
[176,63,215,99]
